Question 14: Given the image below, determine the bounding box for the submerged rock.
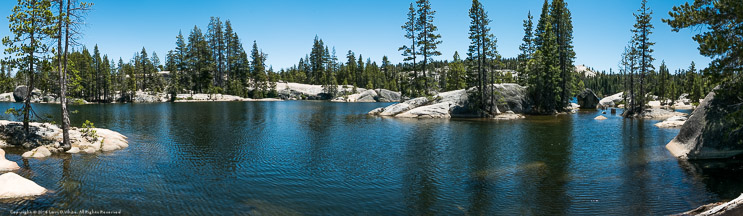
[0,172,47,199]
[0,149,20,172]
[66,147,80,154]
[493,111,525,120]
[577,89,600,109]
[595,115,608,120]
[666,85,743,160]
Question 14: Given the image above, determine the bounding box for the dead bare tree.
[56,0,92,150]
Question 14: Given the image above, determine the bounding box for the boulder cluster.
[369,84,530,119]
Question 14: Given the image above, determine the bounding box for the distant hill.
[575,64,596,77]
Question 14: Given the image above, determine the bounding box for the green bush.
[81,120,98,139]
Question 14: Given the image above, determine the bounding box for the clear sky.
[0,0,710,73]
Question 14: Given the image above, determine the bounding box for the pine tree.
[624,0,655,117]
[308,36,325,85]
[175,30,188,92]
[446,51,466,91]
[664,0,742,84]
[529,0,562,114]
[658,61,670,103]
[207,17,225,88]
[550,0,576,109]
[250,41,268,99]
[415,0,442,94]
[467,0,496,114]
[399,3,418,96]
[3,0,56,134]
[517,11,535,86]
[187,25,213,93]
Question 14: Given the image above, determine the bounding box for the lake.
[1,101,741,215]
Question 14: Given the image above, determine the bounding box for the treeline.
[277,37,405,98]
[582,61,712,105]
[163,17,279,99]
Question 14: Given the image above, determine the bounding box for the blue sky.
[0,0,710,73]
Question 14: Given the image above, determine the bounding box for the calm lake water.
[1,101,742,215]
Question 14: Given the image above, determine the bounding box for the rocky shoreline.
[0,120,129,199]
[0,83,402,104]
[0,120,129,158]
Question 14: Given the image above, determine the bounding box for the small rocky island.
[0,120,129,199]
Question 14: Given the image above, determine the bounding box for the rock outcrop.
[0,92,14,102]
[12,86,43,103]
[655,116,687,128]
[599,92,624,108]
[0,120,129,159]
[276,83,357,100]
[333,89,401,103]
[666,85,743,160]
[375,89,402,102]
[673,93,695,110]
[641,108,688,119]
[577,89,600,109]
[676,193,743,216]
[648,100,662,108]
[369,84,529,119]
[0,149,20,171]
[0,172,47,199]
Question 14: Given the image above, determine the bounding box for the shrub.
[81,120,98,139]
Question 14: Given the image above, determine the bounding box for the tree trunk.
[60,0,72,149]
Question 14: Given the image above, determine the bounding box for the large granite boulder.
[375,89,401,102]
[395,102,453,118]
[0,149,20,171]
[577,89,600,109]
[370,84,529,119]
[333,89,401,102]
[343,90,378,102]
[599,92,624,108]
[13,86,41,103]
[0,172,47,199]
[482,84,530,114]
[378,97,430,116]
[666,84,743,159]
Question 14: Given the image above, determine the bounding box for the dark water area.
[0,101,741,215]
